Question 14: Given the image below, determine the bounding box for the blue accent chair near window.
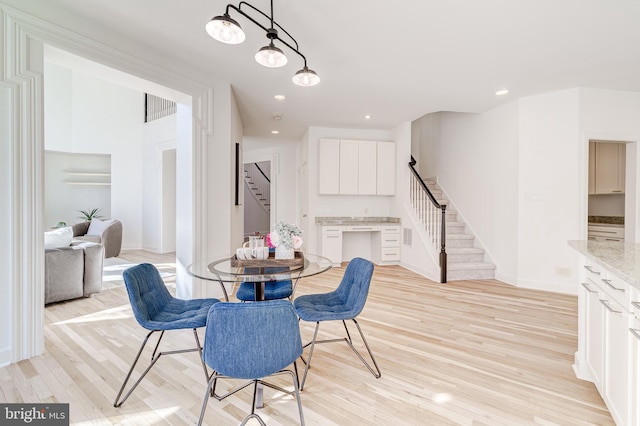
[235,267,294,301]
[293,257,381,390]
[198,300,305,426]
[114,263,220,407]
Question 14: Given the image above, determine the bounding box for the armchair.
[73,218,122,258]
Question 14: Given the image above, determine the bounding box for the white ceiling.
[5,0,640,140]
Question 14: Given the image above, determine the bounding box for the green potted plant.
[78,208,103,221]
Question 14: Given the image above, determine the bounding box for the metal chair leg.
[344,319,382,379]
[114,330,161,407]
[299,319,382,391]
[299,322,321,391]
[114,328,207,407]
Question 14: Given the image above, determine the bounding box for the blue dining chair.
[114,263,220,407]
[293,257,381,390]
[198,300,305,426]
[236,267,294,301]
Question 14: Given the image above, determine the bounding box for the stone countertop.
[315,216,400,226]
[568,240,640,289]
[588,215,624,225]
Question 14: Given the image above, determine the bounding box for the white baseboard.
[399,261,439,283]
[0,348,12,367]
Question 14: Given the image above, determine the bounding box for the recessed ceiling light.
[271,130,280,134]
[364,115,372,120]
[495,89,509,96]
[274,94,286,101]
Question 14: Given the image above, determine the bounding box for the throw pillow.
[87,218,116,236]
[44,227,73,249]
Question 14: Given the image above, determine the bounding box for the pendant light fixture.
[205,0,320,86]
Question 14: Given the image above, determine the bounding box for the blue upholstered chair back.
[203,300,302,379]
[334,257,374,317]
[122,263,173,328]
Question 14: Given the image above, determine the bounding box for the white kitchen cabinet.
[602,293,631,426]
[318,138,396,196]
[575,253,635,426]
[339,140,359,195]
[376,141,396,195]
[588,224,624,243]
[358,141,377,195]
[318,139,340,194]
[372,225,401,265]
[582,264,605,391]
[320,226,343,265]
[630,315,640,426]
[592,141,626,194]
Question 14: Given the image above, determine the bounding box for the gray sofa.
[44,241,104,305]
[72,219,123,258]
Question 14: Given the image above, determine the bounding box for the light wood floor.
[0,250,613,425]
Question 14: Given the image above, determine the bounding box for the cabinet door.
[358,141,377,195]
[377,141,396,195]
[321,229,343,266]
[630,317,640,426]
[318,139,340,194]
[584,282,604,391]
[588,142,596,195]
[602,297,630,426]
[339,140,359,194]
[595,142,625,194]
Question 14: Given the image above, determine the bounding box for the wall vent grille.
[403,227,412,246]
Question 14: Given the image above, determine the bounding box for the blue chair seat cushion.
[141,297,219,331]
[294,292,361,322]
[236,280,293,301]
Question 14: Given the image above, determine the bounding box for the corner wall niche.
[45,150,111,228]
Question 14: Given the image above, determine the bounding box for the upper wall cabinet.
[589,141,626,194]
[318,138,396,196]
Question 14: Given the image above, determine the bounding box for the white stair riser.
[446,224,466,234]
[447,238,475,248]
[448,253,485,263]
[448,269,495,281]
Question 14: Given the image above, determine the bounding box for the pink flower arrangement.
[267,221,303,250]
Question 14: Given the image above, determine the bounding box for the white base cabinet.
[576,256,637,426]
[319,224,400,267]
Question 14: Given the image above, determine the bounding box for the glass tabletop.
[188,252,332,283]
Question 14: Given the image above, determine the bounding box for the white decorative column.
[1,9,46,363]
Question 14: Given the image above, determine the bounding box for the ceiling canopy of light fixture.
[205,0,320,87]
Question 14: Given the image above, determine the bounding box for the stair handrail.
[408,156,447,283]
[255,163,270,183]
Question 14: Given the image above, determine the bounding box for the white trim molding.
[1,9,46,362]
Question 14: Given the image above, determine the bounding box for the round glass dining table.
[187,253,332,301]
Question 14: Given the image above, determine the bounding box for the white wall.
[44,62,145,250]
[433,102,520,282]
[305,126,397,254]
[142,114,176,252]
[517,89,580,293]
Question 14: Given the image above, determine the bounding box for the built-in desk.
[316,217,401,266]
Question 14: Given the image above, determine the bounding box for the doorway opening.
[243,160,271,239]
[587,139,636,243]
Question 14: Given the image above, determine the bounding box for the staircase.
[244,163,270,212]
[424,178,496,281]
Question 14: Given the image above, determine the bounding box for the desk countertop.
[568,240,640,289]
[315,216,400,226]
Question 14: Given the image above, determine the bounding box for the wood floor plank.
[0,250,614,425]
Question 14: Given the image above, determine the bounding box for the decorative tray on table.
[230,251,304,268]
